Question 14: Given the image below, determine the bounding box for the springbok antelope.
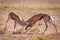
[23,13,58,34]
[4,12,26,33]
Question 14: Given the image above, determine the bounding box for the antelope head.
[24,22,31,30]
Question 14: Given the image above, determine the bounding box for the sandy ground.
[0,0,60,40]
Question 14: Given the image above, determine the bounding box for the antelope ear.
[20,17,24,21]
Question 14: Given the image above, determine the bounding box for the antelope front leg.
[19,26,24,34]
[23,27,32,33]
[13,21,17,34]
[4,16,10,33]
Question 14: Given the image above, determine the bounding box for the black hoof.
[41,32,44,35]
[0,31,4,34]
[13,32,21,34]
[12,32,16,34]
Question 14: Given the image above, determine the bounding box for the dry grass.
[0,33,60,40]
[0,7,60,11]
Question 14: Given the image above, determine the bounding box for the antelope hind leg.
[49,21,58,34]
